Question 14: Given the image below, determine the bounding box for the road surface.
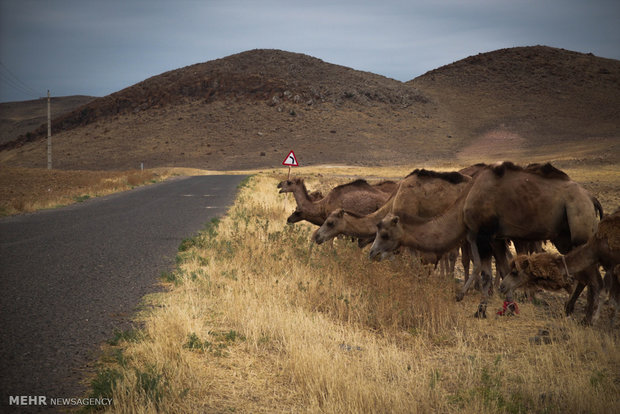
[0,175,246,411]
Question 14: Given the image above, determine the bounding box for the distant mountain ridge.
[409,45,620,142]
[1,49,427,151]
[1,46,618,169]
[0,95,95,146]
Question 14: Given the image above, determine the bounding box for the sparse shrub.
[160,271,177,284]
[74,194,91,203]
[108,328,143,346]
[135,365,167,407]
[184,333,211,352]
[178,237,196,252]
[89,368,122,400]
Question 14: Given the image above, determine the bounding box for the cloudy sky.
[1,0,619,102]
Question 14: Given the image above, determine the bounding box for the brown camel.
[369,162,603,323]
[312,168,477,244]
[277,178,394,226]
[311,169,473,276]
[501,209,620,324]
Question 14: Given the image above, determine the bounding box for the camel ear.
[522,257,530,270]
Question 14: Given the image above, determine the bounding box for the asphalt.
[0,174,246,412]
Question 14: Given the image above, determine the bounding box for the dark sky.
[1,0,619,102]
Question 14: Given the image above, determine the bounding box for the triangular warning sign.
[282,150,299,166]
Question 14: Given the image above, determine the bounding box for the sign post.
[282,150,299,179]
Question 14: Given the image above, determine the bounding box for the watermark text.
[9,395,112,407]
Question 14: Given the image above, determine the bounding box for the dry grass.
[90,169,620,413]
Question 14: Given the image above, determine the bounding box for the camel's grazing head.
[499,255,534,295]
[277,178,304,194]
[369,213,403,261]
[500,253,571,296]
[286,209,304,224]
[313,209,348,244]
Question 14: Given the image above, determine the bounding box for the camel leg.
[609,265,620,328]
[447,248,458,278]
[457,235,481,301]
[439,254,449,278]
[584,283,601,325]
[490,240,511,293]
[565,282,586,316]
[582,266,603,325]
[457,232,484,302]
[475,255,494,318]
[461,240,471,283]
[456,232,492,301]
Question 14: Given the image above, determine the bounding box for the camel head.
[499,255,532,295]
[286,210,304,224]
[500,253,571,296]
[369,213,403,261]
[313,209,347,244]
[277,178,304,194]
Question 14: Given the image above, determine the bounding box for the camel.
[369,162,603,323]
[278,178,395,226]
[312,168,478,245]
[500,209,620,324]
[311,168,474,276]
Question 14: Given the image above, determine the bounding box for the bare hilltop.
[1,46,619,170]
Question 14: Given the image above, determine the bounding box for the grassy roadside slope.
[89,170,619,413]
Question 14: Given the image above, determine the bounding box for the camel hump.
[406,168,468,184]
[332,179,373,192]
[525,163,570,180]
[489,161,570,180]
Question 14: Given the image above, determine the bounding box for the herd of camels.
[277,161,620,326]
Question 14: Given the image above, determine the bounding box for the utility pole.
[47,90,52,169]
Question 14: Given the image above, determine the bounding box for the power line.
[0,61,42,96]
[0,71,40,98]
[0,61,44,99]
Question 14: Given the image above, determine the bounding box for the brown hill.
[409,45,620,162]
[1,46,618,170]
[0,95,96,146]
[0,49,439,170]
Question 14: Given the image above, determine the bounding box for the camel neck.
[343,197,394,237]
[290,184,324,216]
[563,242,597,275]
[398,193,467,253]
[291,183,312,205]
[343,212,384,238]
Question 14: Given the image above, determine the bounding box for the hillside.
[0,95,96,146]
[1,46,618,170]
[409,46,620,162]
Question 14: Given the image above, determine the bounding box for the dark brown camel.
[312,169,474,244]
[277,178,394,226]
[311,169,474,276]
[369,162,603,323]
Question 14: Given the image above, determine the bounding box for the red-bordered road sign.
[282,150,299,166]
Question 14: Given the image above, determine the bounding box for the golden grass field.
[70,164,620,414]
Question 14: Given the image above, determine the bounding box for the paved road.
[0,175,246,411]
